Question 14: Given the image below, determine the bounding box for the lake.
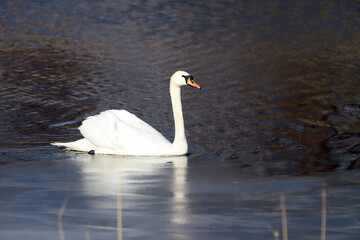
[0,0,359,239]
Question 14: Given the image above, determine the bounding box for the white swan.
[52,71,201,156]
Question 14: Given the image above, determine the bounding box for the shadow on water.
[0,0,360,239]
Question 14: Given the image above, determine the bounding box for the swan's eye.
[182,75,194,82]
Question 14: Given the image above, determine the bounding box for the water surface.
[0,0,359,239]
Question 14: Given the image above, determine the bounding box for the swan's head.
[170,71,201,89]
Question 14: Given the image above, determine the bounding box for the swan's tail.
[51,139,95,152]
[51,142,74,148]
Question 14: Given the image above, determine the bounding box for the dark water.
[0,0,359,239]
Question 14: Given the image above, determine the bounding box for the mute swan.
[52,71,201,155]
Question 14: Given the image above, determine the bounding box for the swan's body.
[52,71,200,156]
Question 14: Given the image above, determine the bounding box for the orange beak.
[187,78,201,89]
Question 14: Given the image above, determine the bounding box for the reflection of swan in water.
[71,153,188,236]
[73,154,187,196]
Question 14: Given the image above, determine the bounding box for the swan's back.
[79,110,172,155]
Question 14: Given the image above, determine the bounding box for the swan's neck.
[170,84,187,154]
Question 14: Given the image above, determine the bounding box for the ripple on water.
[0,0,359,175]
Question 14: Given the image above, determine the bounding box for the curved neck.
[170,84,187,153]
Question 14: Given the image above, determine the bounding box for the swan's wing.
[108,110,162,135]
[78,110,170,154]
